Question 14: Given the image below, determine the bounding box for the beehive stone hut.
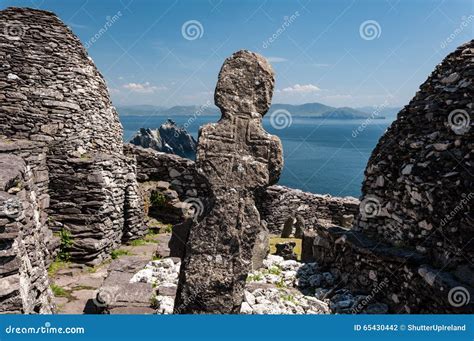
[0,7,144,313]
[356,40,473,271]
[305,40,473,313]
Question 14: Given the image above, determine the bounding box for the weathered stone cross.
[174,50,283,314]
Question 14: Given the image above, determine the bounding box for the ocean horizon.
[120,114,395,198]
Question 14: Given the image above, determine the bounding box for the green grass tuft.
[111,249,132,259]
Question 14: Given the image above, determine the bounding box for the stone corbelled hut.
[356,40,473,269]
[0,7,144,312]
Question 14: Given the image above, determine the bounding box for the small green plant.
[150,294,159,308]
[246,273,263,282]
[276,278,286,289]
[152,255,162,261]
[48,258,69,277]
[51,284,69,297]
[128,238,147,246]
[161,224,173,234]
[150,191,167,208]
[57,229,73,261]
[111,249,132,259]
[267,266,282,276]
[281,294,295,303]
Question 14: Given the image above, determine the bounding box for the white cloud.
[281,84,320,93]
[122,82,167,94]
[267,57,288,63]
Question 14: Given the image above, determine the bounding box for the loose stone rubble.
[129,254,393,315]
[174,50,284,314]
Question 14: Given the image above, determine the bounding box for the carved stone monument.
[174,50,283,314]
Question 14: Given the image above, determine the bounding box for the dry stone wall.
[257,185,359,233]
[125,143,357,235]
[0,140,55,313]
[0,7,144,267]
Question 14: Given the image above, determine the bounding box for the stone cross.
[174,50,283,314]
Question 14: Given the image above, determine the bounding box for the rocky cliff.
[129,119,197,159]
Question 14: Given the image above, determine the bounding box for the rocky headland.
[129,119,197,159]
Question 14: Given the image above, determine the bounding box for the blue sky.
[3,0,472,107]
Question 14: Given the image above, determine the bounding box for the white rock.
[244,290,256,305]
[263,255,284,268]
[240,302,253,314]
[7,73,20,80]
[156,296,174,314]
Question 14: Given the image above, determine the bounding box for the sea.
[120,115,395,198]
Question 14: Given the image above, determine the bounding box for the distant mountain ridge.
[117,102,399,119]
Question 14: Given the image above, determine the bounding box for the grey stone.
[174,50,283,314]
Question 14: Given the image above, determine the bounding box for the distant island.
[117,102,401,120]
